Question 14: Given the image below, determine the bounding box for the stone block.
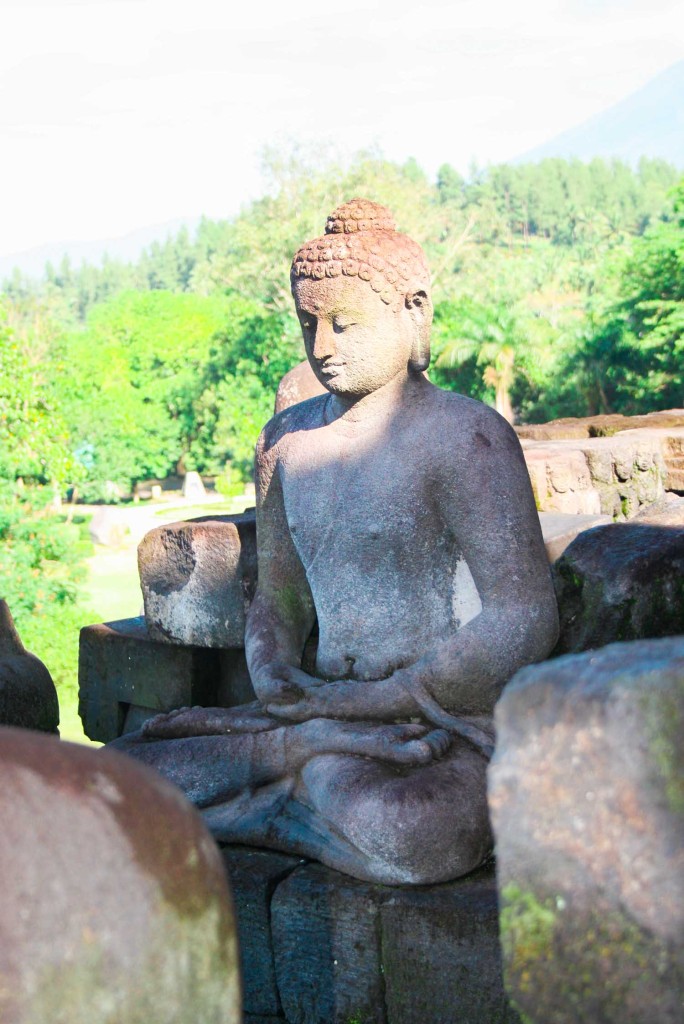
[633,493,684,526]
[274,359,326,414]
[271,863,388,1024]
[523,446,602,515]
[214,848,518,1024]
[515,408,684,443]
[88,506,129,547]
[522,434,667,520]
[0,600,59,734]
[489,638,684,1024]
[221,847,301,1019]
[381,866,518,1024]
[139,509,257,648]
[553,521,684,653]
[0,728,240,1024]
[78,617,221,742]
[538,511,612,563]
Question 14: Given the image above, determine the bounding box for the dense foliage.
[0,312,90,703]
[2,151,683,501]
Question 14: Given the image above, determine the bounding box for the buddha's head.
[291,199,433,398]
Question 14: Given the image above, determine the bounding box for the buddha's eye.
[300,316,315,331]
[333,320,356,333]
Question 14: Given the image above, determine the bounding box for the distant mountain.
[0,217,201,282]
[517,61,684,167]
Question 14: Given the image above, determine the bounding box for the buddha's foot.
[297,719,452,766]
[141,703,278,738]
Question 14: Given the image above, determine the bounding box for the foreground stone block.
[553,521,684,653]
[139,510,257,648]
[79,617,255,743]
[0,727,240,1024]
[489,638,684,1024]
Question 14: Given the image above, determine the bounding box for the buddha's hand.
[265,675,414,722]
[253,662,326,705]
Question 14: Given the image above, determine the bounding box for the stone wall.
[518,409,684,520]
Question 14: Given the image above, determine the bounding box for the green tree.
[568,177,684,414]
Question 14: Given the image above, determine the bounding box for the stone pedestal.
[221,847,519,1024]
[78,617,255,743]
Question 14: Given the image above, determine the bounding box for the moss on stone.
[500,885,683,1024]
[641,678,684,816]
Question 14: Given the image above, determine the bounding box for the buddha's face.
[293,275,415,398]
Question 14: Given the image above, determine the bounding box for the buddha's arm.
[268,411,558,724]
[245,426,318,703]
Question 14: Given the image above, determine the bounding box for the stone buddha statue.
[114,198,559,885]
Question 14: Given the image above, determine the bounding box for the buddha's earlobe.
[406,291,432,372]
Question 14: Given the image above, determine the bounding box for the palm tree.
[434,302,521,424]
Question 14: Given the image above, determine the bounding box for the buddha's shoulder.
[420,384,518,447]
[256,395,327,458]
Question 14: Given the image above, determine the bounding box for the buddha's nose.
[312,322,336,361]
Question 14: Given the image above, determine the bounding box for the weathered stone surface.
[0,600,59,733]
[139,509,257,648]
[381,865,519,1024]
[274,359,326,414]
[524,444,602,515]
[272,863,388,1024]
[553,521,684,653]
[221,847,301,1019]
[522,434,666,519]
[79,616,255,743]
[489,638,684,1024]
[0,727,240,1023]
[538,511,612,563]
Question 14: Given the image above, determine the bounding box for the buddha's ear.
[405,290,433,372]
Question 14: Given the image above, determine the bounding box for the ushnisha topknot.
[291,198,430,306]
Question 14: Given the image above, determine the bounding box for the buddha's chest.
[279,428,445,573]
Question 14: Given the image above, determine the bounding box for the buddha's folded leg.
[109,718,451,813]
[191,735,492,885]
[295,737,492,884]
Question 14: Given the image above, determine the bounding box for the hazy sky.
[1,0,682,258]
